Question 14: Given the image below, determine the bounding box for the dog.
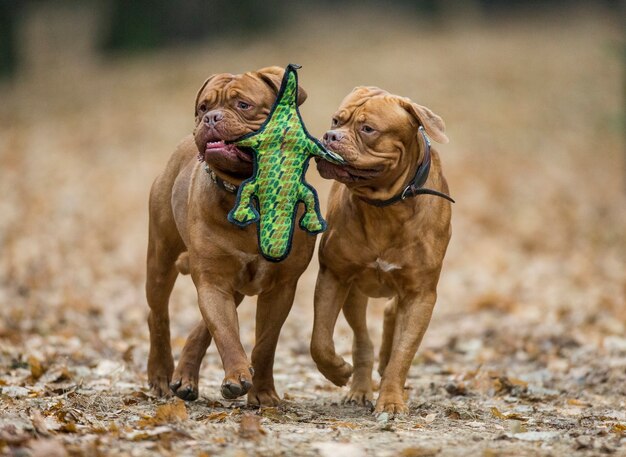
[310,86,452,415]
[146,66,314,406]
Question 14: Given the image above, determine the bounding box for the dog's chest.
[349,253,406,298]
[368,258,402,273]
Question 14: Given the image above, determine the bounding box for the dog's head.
[317,86,448,198]
[194,66,307,180]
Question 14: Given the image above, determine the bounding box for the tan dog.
[147,66,314,406]
[310,87,452,415]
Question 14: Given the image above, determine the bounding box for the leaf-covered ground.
[0,4,624,457]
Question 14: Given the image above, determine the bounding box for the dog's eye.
[198,103,208,113]
[237,101,252,110]
[361,125,375,133]
[331,118,339,127]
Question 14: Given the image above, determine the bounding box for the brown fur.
[310,87,452,415]
[146,66,313,406]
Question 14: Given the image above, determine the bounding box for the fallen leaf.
[139,399,188,426]
[203,411,228,423]
[491,407,528,421]
[260,407,289,423]
[28,356,46,380]
[400,447,441,457]
[239,414,265,440]
[612,423,626,434]
[329,420,359,430]
[567,398,591,407]
[444,381,467,396]
[30,410,51,436]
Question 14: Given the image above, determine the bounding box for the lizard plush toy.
[227,64,345,262]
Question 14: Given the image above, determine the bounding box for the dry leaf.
[329,420,359,430]
[139,399,188,426]
[239,414,265,440]
[612,424,626,434]
[567,398,590,407]
[400,447,440,457]
[203,411,228,423]
[491,407,528,422]
[260,407,289,423]
[28,356,45,380]
[30,410,51,436]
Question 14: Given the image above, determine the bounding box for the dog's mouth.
[315,158,383,183]
[203,140,253,163]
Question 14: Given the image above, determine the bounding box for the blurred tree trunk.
[101,0,279,52]
[102,0,167,51]
[0,0,19,79]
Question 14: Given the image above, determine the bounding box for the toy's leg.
[229,182,259,225]
[298,184,324,233]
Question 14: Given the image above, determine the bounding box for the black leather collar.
[204,164,239,194]
[358,126,454,207]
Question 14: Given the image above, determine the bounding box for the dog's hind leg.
[146,227,183,397]
[171,293,244,401]
[146,175,185,397]
[342,287,373,409]
[378,297,398,377]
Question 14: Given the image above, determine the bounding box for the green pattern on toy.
[227,64,344,262]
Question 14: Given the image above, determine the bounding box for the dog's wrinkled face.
[317,86,448,189]
[194,66,307,179]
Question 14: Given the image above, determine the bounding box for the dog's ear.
[399,98,449,144]
[194,75,216,118]
[256,66,308,106]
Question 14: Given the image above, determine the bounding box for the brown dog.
[146,66,314,406]
[310,87,452,415]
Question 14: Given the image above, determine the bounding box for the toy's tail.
[258,215,293,262]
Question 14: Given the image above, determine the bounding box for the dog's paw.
[343,388,374,410]
[374,394,408,417]
[221,367,254,400]
[170,377,199,402]
[317,359,353,387]
[147,359,174,398]
[148,376,173,398]
[247,387,281,407]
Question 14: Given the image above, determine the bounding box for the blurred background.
[0,0,625,450]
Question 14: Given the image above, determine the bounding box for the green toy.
[227,64,344,262]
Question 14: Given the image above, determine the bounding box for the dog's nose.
[204,110,224,126]
[323,130,344,144]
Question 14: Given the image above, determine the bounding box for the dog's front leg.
[310,266,353,386]
[247,280,298,407]
[171,293,244,401]
[375,291,436,416]
[194,280,253,400]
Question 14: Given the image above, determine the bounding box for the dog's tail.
[175,252,190,275]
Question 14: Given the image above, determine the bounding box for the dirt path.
[0,6,624,456]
